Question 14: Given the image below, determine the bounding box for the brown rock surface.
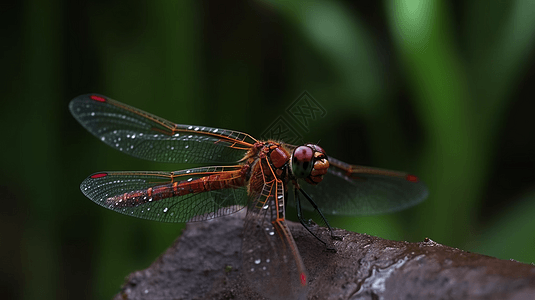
[113,210,535,299]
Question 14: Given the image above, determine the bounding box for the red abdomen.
[106,171,247,208]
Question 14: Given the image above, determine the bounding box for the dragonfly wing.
[80,166,248,222]
[242,179,308,300]
[296,157,428,216]
[69,94,256,164]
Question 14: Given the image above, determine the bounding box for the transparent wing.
[80,166,248,222]
[242,178,308,299]
[296,157,428,216]
[69,94,257,164]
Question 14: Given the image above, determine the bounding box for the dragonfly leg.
[295,187,338,251]
[298,188,343,243]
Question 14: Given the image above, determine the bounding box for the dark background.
[2,1,535,299]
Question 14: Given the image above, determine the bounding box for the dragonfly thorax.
[291,144,329,185]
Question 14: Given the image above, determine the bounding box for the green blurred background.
[3,0,535,299]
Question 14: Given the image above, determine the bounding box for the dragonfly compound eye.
[292,145,329,184]
[292,146,314,179]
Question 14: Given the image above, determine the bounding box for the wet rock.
[114,211,535,300]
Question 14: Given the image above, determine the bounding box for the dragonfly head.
[291,144,329,185]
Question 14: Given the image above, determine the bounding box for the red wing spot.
[90,95,107,102]
[300,273,307,286]
[91,172,108,179]
[406,174,419,182]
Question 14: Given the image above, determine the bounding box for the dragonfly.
[69,94,428,299]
